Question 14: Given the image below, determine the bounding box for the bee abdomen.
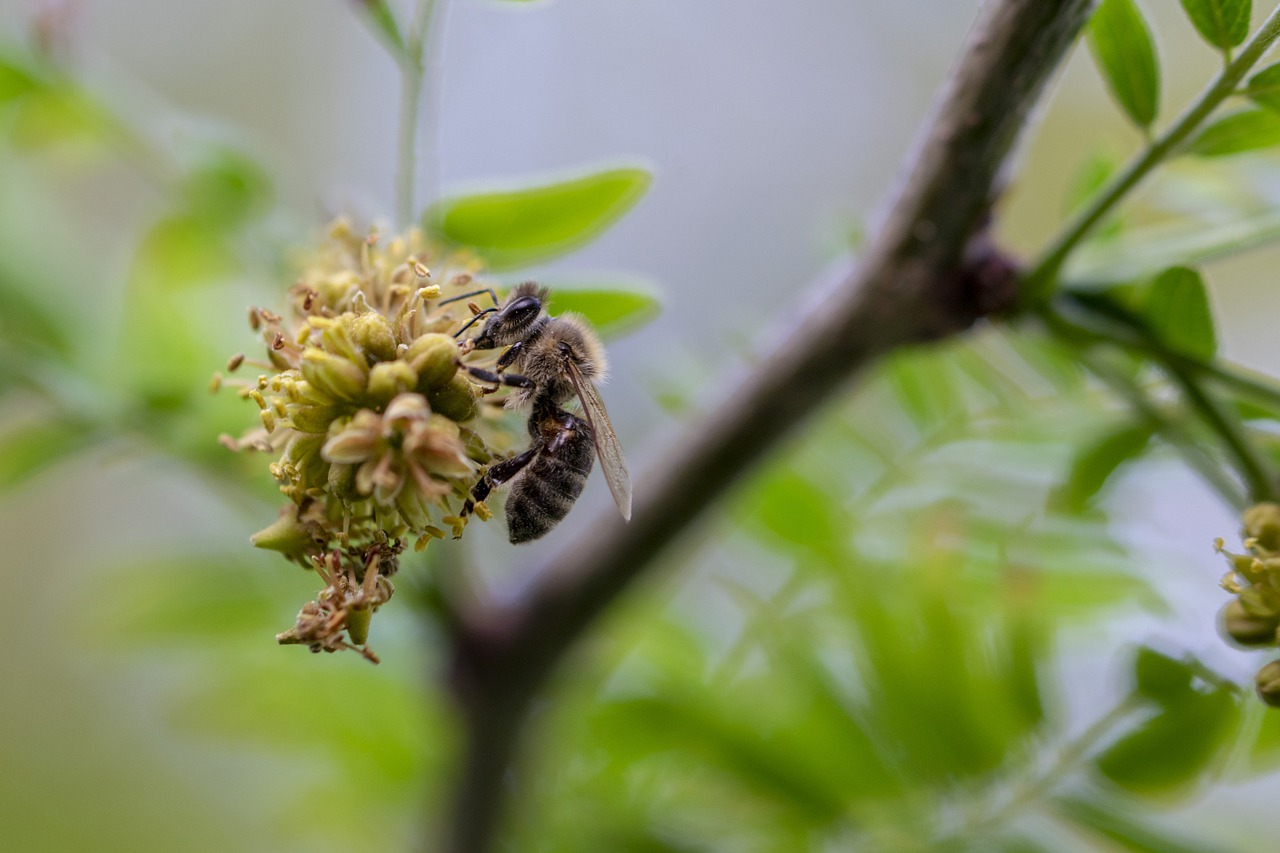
[505,438,594,544]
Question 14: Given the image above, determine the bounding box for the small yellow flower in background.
[217,219,517,661]
[1217,502,1280,705]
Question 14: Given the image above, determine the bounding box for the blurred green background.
[6,1,1280,850]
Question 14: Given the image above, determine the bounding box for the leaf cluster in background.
[485,327,1265,851]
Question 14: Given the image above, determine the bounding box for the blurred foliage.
[11,2,1280,852]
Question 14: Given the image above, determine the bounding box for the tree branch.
[440,2,1094,850]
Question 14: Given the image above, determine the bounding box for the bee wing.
[563,357,632,521]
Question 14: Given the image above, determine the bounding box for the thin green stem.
[395,0,440,229]
[1057,289,1280,412]
[1083,350,1247,508]
[1037,304,1257,507]
[1023,5,1280,304]
[955,695,1143,841]
[1163,354,1276,503]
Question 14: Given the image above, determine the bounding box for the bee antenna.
[438,288,500,308]
[453,308,497,339]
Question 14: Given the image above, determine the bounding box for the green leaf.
[1094,693,1239,796]
[600,695,848,822]
[1132,646,1196,701]
[132,214,241,289]
[1064,150,1125,241]
[0,50,43,104]
[179,143,272,226]
[1052,422,1155,513]
[425,166,651,270]
[1064,210,1280,286]
[0,268,73,358]
[1246,62,1280,113]
[1140,266,1216,360]
[0,419,96,491]
[1187,108,1280,156]
[1088,0,1161,129]
[1055,793,1234,853]
[350,0,409,62]
[1094,649,1241,796]
[1179,0,1251,50]
[544,284,660,339]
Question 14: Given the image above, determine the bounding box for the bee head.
[474,282,548,349]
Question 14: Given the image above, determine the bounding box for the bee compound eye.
[506,296,540,319]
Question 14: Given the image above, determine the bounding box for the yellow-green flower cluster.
[1217,502,1280,705]
[217,219,515,660]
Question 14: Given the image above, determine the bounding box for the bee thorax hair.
[548,313,608,382]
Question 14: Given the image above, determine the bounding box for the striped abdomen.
[505,421,595,544]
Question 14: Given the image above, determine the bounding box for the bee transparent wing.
[563,358,632,521]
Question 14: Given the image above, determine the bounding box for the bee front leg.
[495,341,524,370]
[463,366,535,394]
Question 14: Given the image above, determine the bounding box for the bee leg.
[463,366,536,393]
[495,341,524,370]
[462,447,538,518]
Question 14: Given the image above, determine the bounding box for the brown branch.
[441,1,1094,850]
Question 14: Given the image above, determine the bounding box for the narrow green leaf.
[349,0,409,62]
[0,419,96,490]
[1188,108,1280,156]
[1141,266,1216,360]
[1065,210,1280,286]
[602,695,848,821]
[544,285,660,339]
[1052,422,1155,513]
[1246,62,1280,113]
[0,50,43,104]
[1056,793,1234,853]
[0,268,74,358]
[1179,0,1251,50]
[1088,0,1161,129]
[426,166,651,270]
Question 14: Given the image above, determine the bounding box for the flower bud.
[327,461,359,501]
[251,511,316,561]
[346,606,372,646]
[365,361,418,407]
[351,311,398,363]
[427,374,478,422]
[1239,586,1280,619]
[1244,503,1280,552]
[396,487,431,529]
[301,349,367,402]
[406,333,459,391]
[1257,660,1280,707]
[1221,599,1280,646]
[289,402,344,434]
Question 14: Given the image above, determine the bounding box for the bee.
[454,282,632,543]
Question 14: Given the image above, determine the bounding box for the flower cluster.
[1217,502,1280,705]
[216,219,515,661]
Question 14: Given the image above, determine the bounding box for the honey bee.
[455,282,632,543]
